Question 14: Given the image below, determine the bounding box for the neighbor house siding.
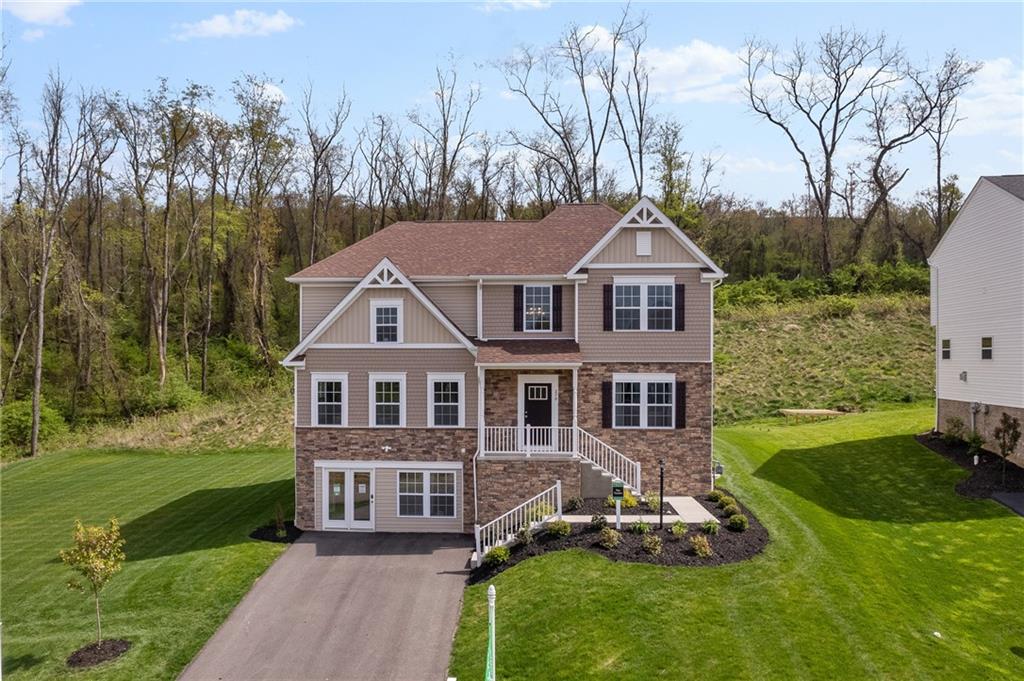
[296,348,478,427]
[589,228,700,264]
[577,268,711,362]
[300,285,353,338]
[931,179,1024,409]
[481,284,575,339]
[316,288,460,345]
[419,283,477,337]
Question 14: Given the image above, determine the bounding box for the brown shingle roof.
[290,204,622,278]
[475,339,582,365]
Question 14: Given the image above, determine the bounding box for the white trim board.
[314,459,465,470]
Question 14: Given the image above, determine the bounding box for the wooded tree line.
[0,18,980,452]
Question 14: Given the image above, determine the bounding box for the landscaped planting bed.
[472,490,767,584]
[916,432,1024,498]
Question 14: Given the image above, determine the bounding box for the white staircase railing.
[576,428,641,494]
[475,480,562,559]
[482,426,575,455]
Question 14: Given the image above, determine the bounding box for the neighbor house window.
[371,299,403,343]
[397,470,457,518]
[613,374,674,429]
[981,337,993,360]
[370,373,406,427]
[523,285,552,331]
[428,373,464,428]
[614,279,674,331]
[311,373,348,427]
[941,339,951,360]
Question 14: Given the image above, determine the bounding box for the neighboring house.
[281,198,725,537]
[929,175,1024,465]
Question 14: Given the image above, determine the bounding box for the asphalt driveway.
[179,532,473,681]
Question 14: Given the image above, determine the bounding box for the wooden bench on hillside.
[779,408,844,424]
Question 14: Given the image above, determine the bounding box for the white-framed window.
[612,373,675,429]
[370,299,403,344]
[636,230,652,256]
[311,373,348,427]
[397,470,457,518]
[369,372,406,427]
[427,372,465,428]
[941,339,950,360]
[981,336,993,360]
[523,284,552,332]
[613,277,675,332]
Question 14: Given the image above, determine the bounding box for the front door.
[323,469,375,530]
[523,382,553,449]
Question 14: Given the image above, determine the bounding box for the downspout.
[710,277,723,490]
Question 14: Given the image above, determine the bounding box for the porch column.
[572,367,579,454]
[477,365,485,452]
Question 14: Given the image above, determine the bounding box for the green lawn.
[449,407,1024,680]
[1,447,293,680]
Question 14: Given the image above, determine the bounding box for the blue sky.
[4,1,1022,204]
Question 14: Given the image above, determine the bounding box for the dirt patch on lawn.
[66,639,131,668]
[916,433,1024,498]
[249,521,303,544]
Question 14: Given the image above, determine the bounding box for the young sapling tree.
[59,518,126,644]
[993,413,1022,488]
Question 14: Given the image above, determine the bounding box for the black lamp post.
[658,458,665,529]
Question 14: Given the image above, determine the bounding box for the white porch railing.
[576,429,642,494]
[482,426,575,455]
[475,480,562,559]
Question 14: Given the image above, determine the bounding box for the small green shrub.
[707,489,723,503]
[645,494,662,512]
[942,417,966,445]
[721,503,741,518]
[274,502,287,539]
[598,527,621,549]
[689,534,713,558]
[546,519,572,537]
[728,514,749,532]
[527,502,556,523]
[605,489,639,509]
[669,520,686,540]
[965,431,985,456]
[816,295,857,319]
[515,525,534,546]
[717,495,736,509]
[563,496,584,513]
[483,545,510,566]
[629,520,651,535]
[589,514,608,530]
[0,398,68,451]
[641,534,663,556]
[701,520,720,535]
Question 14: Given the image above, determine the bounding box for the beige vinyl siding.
[301,285,353,338]
[317,289,459,344]
[589,228,699,264]
[373,467,463,532]
[578,268,711,362]
[313,472,323,530]
[481,283,575,339]
[297,348,478,427]
[419,283,477,336]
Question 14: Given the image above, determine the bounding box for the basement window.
[941,339,950,360]
[981,337,993,360]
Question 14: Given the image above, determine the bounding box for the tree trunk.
[94,589,102,644]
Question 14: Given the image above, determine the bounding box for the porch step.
[581,462,616,499]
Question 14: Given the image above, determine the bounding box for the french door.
[323,468,374,530]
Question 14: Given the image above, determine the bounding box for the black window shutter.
[603,284,614,331]
[552,285,563,332]
[601,381,613,428]
[513,285,524,332]
[675,381,687,429]
[675,284,686,331]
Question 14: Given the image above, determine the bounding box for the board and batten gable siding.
[418,283,477,337]
[317,288,459,345]
[481,284,575,339]
[300,285,353,338]
[589,228,700,265]
[931,179,1024,408]
[578,268,711,362]
[296,348,478,427]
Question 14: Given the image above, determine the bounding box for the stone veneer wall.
[295,428,478,532]
[483,369,574,427]
[937,399,1024,465]
[475,458,582,525]
[577,362,713,495]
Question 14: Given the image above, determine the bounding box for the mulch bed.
[916,432,1024,498]
[66,639,131,668]
[470,491,768,584]
[571,498,665,517]
[249,521,303,544]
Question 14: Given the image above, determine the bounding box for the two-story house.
[929,175,1024,465]
[281,198,726,538]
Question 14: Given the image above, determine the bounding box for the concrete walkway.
[179,532,472,681]
[993,492,1024,517]
[562,496,718,524]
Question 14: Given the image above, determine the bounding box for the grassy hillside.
[715,293,933,423]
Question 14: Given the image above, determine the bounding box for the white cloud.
[22,27,46,41]
[955,58,1024,137]
[576,24,616,53]
[3,0,80,26]
[479,0,551,13]
[721,154,798,175]
[646,39,745,104]
[498,89,517,101]
[173,9,300,41]
[258,82,288,103]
